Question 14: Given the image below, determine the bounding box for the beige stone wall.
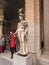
[34,0,40,54]
[25,0,34,21]
[25,0,40,54]
[44,0,49,53]
[25,0,35,53]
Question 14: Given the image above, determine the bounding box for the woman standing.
[9,32,16,59]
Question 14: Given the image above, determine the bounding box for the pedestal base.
[13,53,33,65]
[17,50,28,56]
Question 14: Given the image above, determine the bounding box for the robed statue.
[15,15,28,55]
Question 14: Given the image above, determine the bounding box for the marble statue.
[15,15,28,55]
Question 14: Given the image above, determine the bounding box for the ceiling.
[4,0,25,21]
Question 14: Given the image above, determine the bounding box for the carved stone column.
[25,0,35,53]
[34,0,41,56]
[25,0,41,56]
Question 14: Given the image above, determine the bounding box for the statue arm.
[25,23,28,34]
[14,29,18,34]
[24,28,28,35]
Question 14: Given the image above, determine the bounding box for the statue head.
[18,8,24,14]
[19,15,24,21]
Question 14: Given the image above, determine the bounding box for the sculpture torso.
[17,21,24,32]
[15,20,28,55]
[17,21,28,31]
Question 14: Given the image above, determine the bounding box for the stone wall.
[25,0,35,53]
[44,0,49,53]
[25,0,41,55]
[34,0,41,55]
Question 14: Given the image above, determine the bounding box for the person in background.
[9,31,16,59]
[0,34,5,54]
[3,34,6,51]
[3,34,9,51]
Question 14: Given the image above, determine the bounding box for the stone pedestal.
[13,53,33,65]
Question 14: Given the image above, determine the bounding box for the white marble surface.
[0,56,12,65]
[0,51,49,65]
[0,51,12,65]
[13,53,33,65]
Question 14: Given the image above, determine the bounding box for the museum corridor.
[0,0,49,65]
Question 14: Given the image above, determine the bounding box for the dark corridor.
[3,0,25,35]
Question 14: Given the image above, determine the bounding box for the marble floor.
[0,51,49,65]
[0,51,12,61]
[0,50,12,65]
